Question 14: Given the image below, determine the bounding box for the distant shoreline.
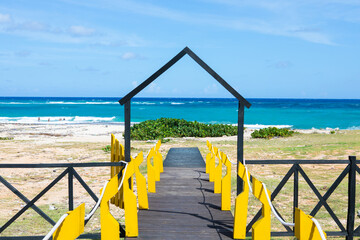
[0,122,348,131]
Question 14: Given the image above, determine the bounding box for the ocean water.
[0,97,360,129]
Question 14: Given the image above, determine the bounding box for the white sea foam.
[171,102,184,105]
[48,101,65,104]
[73,116,115,122]
[245,124,293,129]
[0,102,32,104]
[133,102,156,105]
[0,116,116,124]
[347,126,360,130]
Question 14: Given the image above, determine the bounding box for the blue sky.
[0,0,360,99]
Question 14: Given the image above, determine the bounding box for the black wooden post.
[68,167,74,211]
[293,164,299,224]
[346,156,356,240]
[124,101,131,162]
[237,101,245,195]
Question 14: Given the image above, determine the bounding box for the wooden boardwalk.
[134,148,234,239]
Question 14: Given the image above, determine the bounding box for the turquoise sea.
[0,97,360,129]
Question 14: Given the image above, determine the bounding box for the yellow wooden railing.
[206,141,327,240]
[45,135,163,239]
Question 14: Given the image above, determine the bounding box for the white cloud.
[86,0,336,45]
[131,81,138,87]
[68,25,96,37]
[0,13,11,23]
[146,82,161,93]
[204,83,218,94]
[122,52,137,60]
[121,52,144,60]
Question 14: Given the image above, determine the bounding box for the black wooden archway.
[119,46,251,194]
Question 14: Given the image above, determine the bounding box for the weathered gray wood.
[132,148,234,239]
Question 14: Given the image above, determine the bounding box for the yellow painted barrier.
[213,147,222,194]
[147,148,156,193]
[53,203,85,240]
[110,134,116,205]
[295,208,327,240]
[132,151,149,209]
[209,152,215,182]
[100,175,121,240]
[123,160,138,237]
[205,141,212,174]
[233,163,250,239]
[154,152,161,181]
[221,152,231,211]
[155,150,164,174]
[154,140,163,175]
[252,177,271,240]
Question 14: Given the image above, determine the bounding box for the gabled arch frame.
[119,46,251,194]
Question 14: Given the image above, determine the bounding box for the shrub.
[129,118,238,140]
[102,145,111,153]
[0,137,14,140]
[251,127,294,139]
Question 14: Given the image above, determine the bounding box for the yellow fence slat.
[205,141,212,174]
[123,160,138,237]
[221,152,231,211]
[213,147,222,194]
[133,151,149,209]
[233,163,250,239]
[53,203,85,240]
[147,148,156,193]
[154,140,163,173]
[295,208,327,240]
[156,151,164,174]
[100,175,120,240]
[110,134,116,205]
[252,177,271,240]
[117,143,124,209]
[209,153,215,182]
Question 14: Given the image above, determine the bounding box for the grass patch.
[0,137,14,140]
[102,145,111,153]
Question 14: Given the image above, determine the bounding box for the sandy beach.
[1,123,359,236]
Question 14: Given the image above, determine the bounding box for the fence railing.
[244,157,358,239]
[0,162,126,239]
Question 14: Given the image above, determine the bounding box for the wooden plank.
[131,147,234,239]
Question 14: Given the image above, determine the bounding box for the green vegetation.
[129,118,238,140]
[251,127,294,139]
[102,145,111,153]
[0,137,14,140]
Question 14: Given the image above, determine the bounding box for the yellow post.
[154,152,161,181]
[213,149,222,194]
[147,148,156,193]
[100,175,121,240]
[117,143,124,209]
[132,151,149,209]
[233,163,250,239]
[295,208,327,240]
[221,152,231,211]
[110,134,116,204]
[205,141,212,174]
[252,177,271,240]
[53,204,85,240]
[123,160,138,237]
[114,139,120,207]
[154,140,164,173]
[209,153,215,182]
[155,139,161,152]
